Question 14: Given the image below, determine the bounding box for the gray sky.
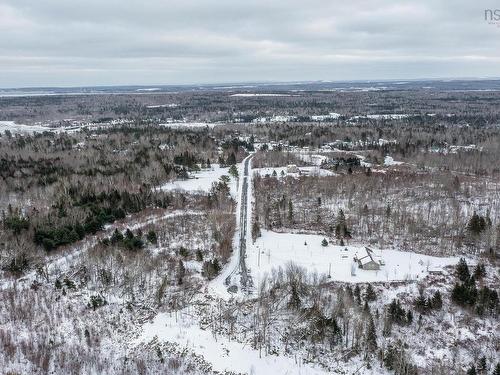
[1,0,500,87]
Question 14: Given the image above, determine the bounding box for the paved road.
[239,155,251,288]
[225,154,252,291]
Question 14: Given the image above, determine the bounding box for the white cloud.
[0,0,499,86]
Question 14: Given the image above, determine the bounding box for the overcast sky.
[1,0,500,87]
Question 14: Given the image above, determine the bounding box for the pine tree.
[414,292,428,313]
[365,284,377,301]
[226,152,236,166]
[177,260,185,285]
[365,315,377,352]
[228,164,239,178]
[196,249,203,261]
[431,290,443,310]
[456,258,470,282]
[467,365,477,375]
[493,363,500,375]
[473,264,486,280]
[467,212,486,236]
[321,238,328,247]
[354,285,362,305]
[335,209,349,239]
[288,200,294,223]
[406,310,413,324]
[146,230,157,244]
[478,357,487,372]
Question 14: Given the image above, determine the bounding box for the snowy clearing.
[157,164,240,197]
[158,122,216,129]
[253,166,335,178]
[384,155,405,166]
[146,103,178,108]
[248,230,460,285]
[230,93,292,97]
[0,121,55,134]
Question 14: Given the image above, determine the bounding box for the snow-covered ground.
[295,152,328,166]
[0,121,55,134]
[157,164,239,197]
[158,121,216,129]
[146,103,178,108]
[384,155,404,166]
[136,310,330,375]
[230,93,292,97]
[253,166,335,178]
[310,112,341,121]
[248,230,460,286]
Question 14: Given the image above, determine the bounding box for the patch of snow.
[136,309,330,375]
[231,93,292,97]
[384,156,404,166]
[310,113,341,121]
[158,122,216,129]
[146,104,178,108]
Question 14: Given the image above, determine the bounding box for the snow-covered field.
[384,155,405,166]
[158,121,216,129]
[253,166,335,178]
[310,112,341,121]
[248,230,460,285]
[295,152,328,166]
[0,121,55,134]
[157,164,240,197]
[146,103,178,108]
[230,93,292,97]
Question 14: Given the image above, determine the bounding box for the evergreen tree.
[321,238,328,247]
[146,230,157,244]
[365,284,377,301]
[467,211,486,236]
[406,310,413,324]
[473,263,486,280]
[354,284,362,305]
[177,260,185,285]
[335,209,349,239]
[478,357,487,373]
[493,363,500,375]
[226,152,236,166]
[414,292,428,313]
[456,258,470,282]
[365,315,377,352]
[467,365,477,375]
[196,249,203,261]
[110,229,124,244]
[288,200,294,223]
[228,164,239,178]
[431,290,443,310]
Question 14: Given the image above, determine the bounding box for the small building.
[355,247,381,271]
[286,164,299,173]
